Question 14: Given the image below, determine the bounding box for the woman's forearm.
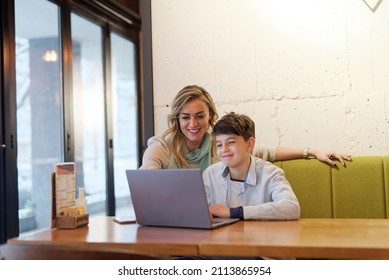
[275,147,352,167]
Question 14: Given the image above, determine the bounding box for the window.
[71,13,107,215]
[110,32,138,216]
[15,0,63,232]
[8,0,141,236]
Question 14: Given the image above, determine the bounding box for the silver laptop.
[125,169,239,229]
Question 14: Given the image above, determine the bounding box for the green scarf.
[168,133,212,172]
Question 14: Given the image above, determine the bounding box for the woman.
[140,85,351,171]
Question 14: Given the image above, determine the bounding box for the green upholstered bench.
[274,156,389,218]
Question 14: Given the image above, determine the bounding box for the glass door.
[15,0,63,233]
[110,32,138,217]
[12,0,141,235]
[71,13,107,215]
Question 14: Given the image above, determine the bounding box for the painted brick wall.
[151,0,389,155]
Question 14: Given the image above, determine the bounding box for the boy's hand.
[209,204,230,218]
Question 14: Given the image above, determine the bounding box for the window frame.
[1,0,19,244]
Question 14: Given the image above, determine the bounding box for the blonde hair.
[163,85,219,167]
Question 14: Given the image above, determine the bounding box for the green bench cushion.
[277,160,333,218]
[384,156,389,218]
[276,156,389,219]
[332,157,385,218]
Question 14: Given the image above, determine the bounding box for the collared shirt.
[202,155,300,220]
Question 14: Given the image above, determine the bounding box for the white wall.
[151,0,389,155]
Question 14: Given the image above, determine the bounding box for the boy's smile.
[215,134,254,180]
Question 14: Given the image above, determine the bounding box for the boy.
[203,112,300,220]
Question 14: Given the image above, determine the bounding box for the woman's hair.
[163,85,219,167]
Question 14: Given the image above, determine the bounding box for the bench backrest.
[275,156,389,218]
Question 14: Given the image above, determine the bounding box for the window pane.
[71,14,107,215]
[15,0,63,233]
[110,33,138,216]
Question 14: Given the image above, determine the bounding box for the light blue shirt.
[202,155,300,220]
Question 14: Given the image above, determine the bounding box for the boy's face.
[215,134,254,169]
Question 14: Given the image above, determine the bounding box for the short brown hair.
[212,112,255,141]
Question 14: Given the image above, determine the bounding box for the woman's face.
[178,98,211,151]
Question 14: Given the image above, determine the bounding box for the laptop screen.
[125,169,238,229]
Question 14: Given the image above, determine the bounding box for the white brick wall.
[151,0,389,155]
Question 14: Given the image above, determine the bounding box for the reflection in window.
[15,0,63,233]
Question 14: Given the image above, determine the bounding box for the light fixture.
[43,50,58,62]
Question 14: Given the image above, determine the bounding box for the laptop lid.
[125,169,238,229]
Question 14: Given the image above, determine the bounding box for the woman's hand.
[310,149,352,167]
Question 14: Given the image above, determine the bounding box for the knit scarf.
[168,133,212,172]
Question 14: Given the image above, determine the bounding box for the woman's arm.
[275,147,352,167]
[139,136,170,169]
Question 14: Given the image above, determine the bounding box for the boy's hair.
[212,112,255,141]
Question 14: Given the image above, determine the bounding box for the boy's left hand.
[209,204,230,218]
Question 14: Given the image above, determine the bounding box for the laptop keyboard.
[211,218,239,228]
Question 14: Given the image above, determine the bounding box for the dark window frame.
[1,0,19,244]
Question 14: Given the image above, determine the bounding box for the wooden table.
[7,217,389,259]
[199,219,389,259]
